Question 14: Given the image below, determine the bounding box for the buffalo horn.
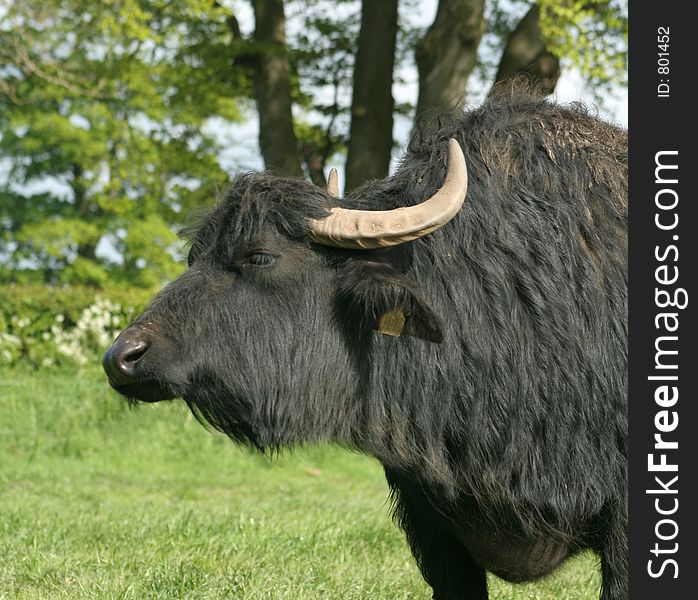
[326,168,339,198]
[309,138,467,249]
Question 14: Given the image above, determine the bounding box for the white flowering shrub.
[0,285,155,368]
[51,299,126,365]
[0,331,22,364]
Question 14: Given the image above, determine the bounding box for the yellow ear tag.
[377,309,406,337]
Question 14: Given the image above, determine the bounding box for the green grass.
[0,366,601,599]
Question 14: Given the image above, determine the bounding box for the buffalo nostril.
[103,332,151,385]
[118,340,149,374]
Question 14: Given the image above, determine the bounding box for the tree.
[248,0,304,176]
[0,0,627,287]
[415,0,486,118]
[489,5,559,96]
[0,0,246,286]
[344,0,399,191]
[481,0,626,100]
[256,0,627,190]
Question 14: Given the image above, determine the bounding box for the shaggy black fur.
[106,91,627,600]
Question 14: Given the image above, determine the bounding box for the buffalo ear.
[336,261,444,343]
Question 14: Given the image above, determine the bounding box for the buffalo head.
[103,140,467,447]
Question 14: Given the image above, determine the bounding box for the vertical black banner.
[629,2,696,598]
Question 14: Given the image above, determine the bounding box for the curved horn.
[326,168,339,198]
[309,139,467,249]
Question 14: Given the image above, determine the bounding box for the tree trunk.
[490,5,560,96]
[250,0,303,176]
[72,164,97,260]
[415,0,485,119]
[344,0,398,192]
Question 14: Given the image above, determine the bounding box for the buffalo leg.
[598,539,628,600]
[595,505,628,600]
[385,470,487,600]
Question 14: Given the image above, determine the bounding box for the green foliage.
[477,1,627,101]
[0,0,244,286]
[539,0,628,90]
[122,214,182,287]
[287,1,360,181]
[289,0,423,172]
[0,283,156,367]
[0,0,627,289]
[0,366,602,598]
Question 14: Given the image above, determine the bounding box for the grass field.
[0,366,600,599]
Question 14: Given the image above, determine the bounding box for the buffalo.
[103,92,627,600]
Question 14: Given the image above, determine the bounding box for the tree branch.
[489,4,560,97]
[11,29,112,99]
[415,0,486,118]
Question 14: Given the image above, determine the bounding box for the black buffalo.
[104,92,627,600]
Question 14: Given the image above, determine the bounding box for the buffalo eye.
[243,252,277,267]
